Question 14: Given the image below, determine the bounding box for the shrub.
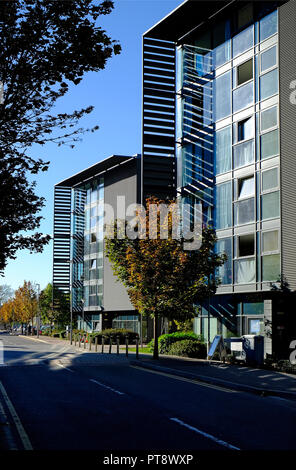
[147,332,204,354]
[168,340,207,359]
[89,329,139,344]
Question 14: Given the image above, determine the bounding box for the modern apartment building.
[53,154,141,333]
[142,0,296,358]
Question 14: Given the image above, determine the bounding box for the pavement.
[18,333,296,401]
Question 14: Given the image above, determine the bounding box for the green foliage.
[147,332,204,354]
[168,340,207,359]
[0,0,121,271]
[90,328,139,344]
[40,283,70,327]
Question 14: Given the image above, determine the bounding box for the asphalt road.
[0,331,296,455]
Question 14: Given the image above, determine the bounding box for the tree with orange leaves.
[105,197,226,359]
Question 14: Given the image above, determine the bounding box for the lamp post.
[36,283,40,339]
[81,298,85,332]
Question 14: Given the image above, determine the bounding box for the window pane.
[238,116,254,142]
[262,168,278,191]
[234,198,255,225]
[260,68,278,100]
[233,81,254,113]
[234,258,256,283]
[248,318,264,335]
[233,139,254,168]
[237,59,253,86]
[262,254,280,281]
[262,231,279,253]
[213,20,231,68]
[261,106,277,132]
[233,25,254,58]
[215,182,232,229]
[261,129,279,159]
[260,10,278,42]
[238,176,255,199]
[238,234,255,257]
[261,46,277,72]
[215,126,232,174]
[261,191,280,219]
[214,71,231,121]
[243,302,264,315]
[216,238,232,284]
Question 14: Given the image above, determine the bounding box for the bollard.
[116,336,120,355]
[109,336,112,354]
[101,335,105,354]
[79,334,81,348]
[95,336,98,353]
[136,336,139,360]
[89,334,92,351]
[74,334,77,347]
[125,335,129,357]
[84,333,86,349]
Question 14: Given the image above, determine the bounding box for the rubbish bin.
[242,335,264,366]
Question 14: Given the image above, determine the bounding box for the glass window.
[261,191,280,219]
[261,46,277,73]
[262,254,280,281]
[261,106,277,132]
[237,59,253,86]
[90,187,97,204]
[216,238,232,284]
[91,233,97,243]
[233,81,254,113]
[262,167,278,192]
[215,126,232,174]
[260,10,278,42]
[238,234,255,257]
[90,259,97,270]
[233,139,254,168]
[215,182,232,229]
[262,230,279,253]
[234,198,255,225]
[234,258,256,283]
[237,116,254,142]
[248,318,264,335]
[237,3,253,30]
[214,71,232,121]
[260,68,278,100]
[243,302,264,315]
[238,176,255,199]
[213,20,231,68]
[233,25,254,58]
[261,129,279,159]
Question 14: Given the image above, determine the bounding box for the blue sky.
[1,0,183,291]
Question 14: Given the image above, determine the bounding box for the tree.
[0,1,121,272]
[14,281,38,330]
[0,284,14,306]
[105,197,226,359]
[40,283,70,327]
[0,298,17,326]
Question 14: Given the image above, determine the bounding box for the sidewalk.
[130,354,296,401]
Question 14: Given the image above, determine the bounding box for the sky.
[1,0,184,291]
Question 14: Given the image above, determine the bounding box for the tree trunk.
[153,312,159,360]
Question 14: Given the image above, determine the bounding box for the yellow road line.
[0,381,33,450]
[20,336,49,344]
[130,365,236,393]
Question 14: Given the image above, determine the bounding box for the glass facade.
[176,5,281,340]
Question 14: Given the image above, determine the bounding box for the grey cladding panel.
[279,0,296,290]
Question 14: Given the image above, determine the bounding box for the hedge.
[147,332,204,354]
[168,340,207,359]
[89,329,139,344]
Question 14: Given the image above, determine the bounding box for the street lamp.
[36,283,40,339]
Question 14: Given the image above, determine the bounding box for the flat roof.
[55,154,138,188]
[143,0,235,41]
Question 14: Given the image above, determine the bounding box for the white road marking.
[89,379,125,396]
[170,417,240,450]
[130,365,236,393]
[55,363,74,373]
[0,381,33,450]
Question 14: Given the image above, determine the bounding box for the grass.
[128,347,152,354]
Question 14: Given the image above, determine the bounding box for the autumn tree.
[0,1,121,272]
[105,197,226,359]
[0,284,14,307]
[0,298,17,326]
[14,281,38,331]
